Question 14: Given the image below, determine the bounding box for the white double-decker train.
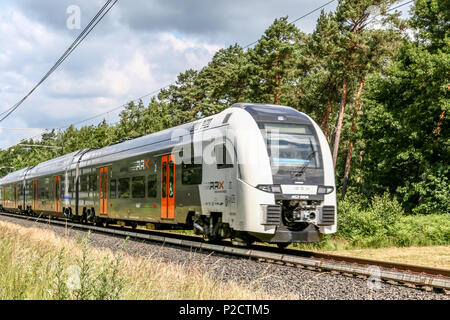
[0,103,336,247]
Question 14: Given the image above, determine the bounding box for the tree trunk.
[332,76,348,168]
[296,82,301,99]
[321,100,332,138]
[274,58,280,105]
[342,76,366,199]
[434,110,446,140]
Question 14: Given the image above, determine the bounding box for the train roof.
[231,103,310,123]
[0,103,311,184]
[0,166,30,185]
[0,109,222,183]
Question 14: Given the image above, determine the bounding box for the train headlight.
[257,184,282,193]
[317,186,334,194]
[271,185,282,193]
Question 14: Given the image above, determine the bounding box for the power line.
[17,144,63,149]
[0,127,46,131]
[0,0,119,123]
[2,85,170,150]
[243,0,336,49]
[366,0,414,26]
[8,0,337,144]
[386,0,414,13]
[0,0,117,120]
[2,0,402,151]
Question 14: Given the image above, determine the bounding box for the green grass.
[0,220,293,300]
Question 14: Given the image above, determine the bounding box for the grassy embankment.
[0,220,293,300]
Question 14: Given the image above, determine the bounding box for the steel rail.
[0,211,449,292]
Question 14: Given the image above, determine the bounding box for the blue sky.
[0,0,413,150]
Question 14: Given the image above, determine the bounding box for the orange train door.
[160,155,175,219]
[54,176,61,212]
[33,180,37,210]
[99,167,109,215]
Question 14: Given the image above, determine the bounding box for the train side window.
[110,179,117,199]
[118,178,130,199]
[68,177,75,192]
[216,143,234,169]
[182,162,202,185]
[147,174,157,198]
[132,176,145,199]
[89,174,97,192]
[80,175,88,192]
[89,173,98,198]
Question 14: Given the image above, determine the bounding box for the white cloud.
[0,4,225,149]
[0,0,412,150]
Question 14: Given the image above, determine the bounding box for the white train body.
[0,103,337,245]
[190,103,336,244]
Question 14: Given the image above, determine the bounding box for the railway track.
[1,210,449,294]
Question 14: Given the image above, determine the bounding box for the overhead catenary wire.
[0,127,46,131]
[243,0,336,49]
[365,0,414,26]
[3,85,170,149]
[0,0,118,123]
[3,0,338,150]
[3,0,407,151]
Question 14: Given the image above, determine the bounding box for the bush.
[337,192,403,245]
[336,191,450,248]
[394,214,450,247]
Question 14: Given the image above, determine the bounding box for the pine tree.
[246,17,303,105]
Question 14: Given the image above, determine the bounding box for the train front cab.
[229,104,337,245]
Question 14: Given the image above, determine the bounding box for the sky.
[0,0,413,150]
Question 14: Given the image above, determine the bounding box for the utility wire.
[0,127,46,131]
[366,0,414,26]
[243,0,336,49]
[4,0,403,151]
[6,0,337,147]
[0,0,118,123]
[5,85,170,149]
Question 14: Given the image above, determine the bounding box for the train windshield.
[262,123,321,169]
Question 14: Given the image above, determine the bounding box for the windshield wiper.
[294,140,316,177]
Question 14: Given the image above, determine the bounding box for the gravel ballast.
[0,214,448,300]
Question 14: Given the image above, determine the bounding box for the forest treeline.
[1,0,448,215]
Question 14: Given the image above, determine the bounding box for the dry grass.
[0,221,295,300]
[321,245,450,269]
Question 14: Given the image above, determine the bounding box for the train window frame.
[182,161,202,185]
[169,161,174,198]
[89,173,98,196]
[131,176,146,199]
[80,175,88,192]
[110,179,117,199]
[215,143,234,169]
[147,173,157,198]
[118,177,130,199]
[68,176,74,193]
